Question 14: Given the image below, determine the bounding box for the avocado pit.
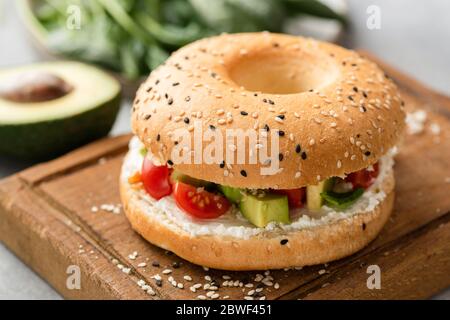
[0,71,73,103]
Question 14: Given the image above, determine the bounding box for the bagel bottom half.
[120,172,394,271]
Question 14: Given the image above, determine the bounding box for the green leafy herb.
[321,188,364,210]
[31,0,346,79]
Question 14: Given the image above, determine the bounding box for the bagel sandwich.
[121,33,405,271]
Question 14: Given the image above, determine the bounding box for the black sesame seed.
[280,239,289,245]
[146,87,153,93]
[144,114,151,120]
[351,63,357,67]
[363,91,368,98]
[168,98,174,105]
[209,125,216,131]
[155,80,160,85]
[172,262,181,269]
[184,117,190,124]
[240,170,247,177]
[167,160,174,166]
[263,98,268,103]
[156,134,161,142]
[264,124,270,132]
[219,161,225,169]
[365,151,371,156]
[348,96,354,101]
[353,86,358,93]
[152,261,160,267]
[356,134,361,138]
[301,152,307,160]
[308,89,314,92]
[135,99,140,104]
[165,93,169,99]
[165,250,173,256]
[240,111,248,116]
[254,93,258,97]
[268,100,275,105]
[210,72,217,78]
[174,141,179,145]
[279,153,284,161]
[278,130,285,137]
[155,279,162,287]
[361,105,367,112]
[172,82,180,86]
[362,223,367,231]
[277,115,285,120]
[295,144,301,154]
[185,96,191,102]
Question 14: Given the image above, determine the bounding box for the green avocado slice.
[239,193,290,228]
[170,170,214,188]
[219,185,243,204]
[0,61,121,160]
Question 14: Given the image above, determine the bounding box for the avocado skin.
[0,94,120,160]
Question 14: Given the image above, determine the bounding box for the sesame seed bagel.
[120,152,395,270]
[132,32,405,189]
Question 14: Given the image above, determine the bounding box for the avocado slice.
[170,170,213,188]
[219,185,243,204]
[307,178,335,211]
[239,193,290,228]
[0,61,121,160]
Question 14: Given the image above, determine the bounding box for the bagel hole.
[228,53,339,95]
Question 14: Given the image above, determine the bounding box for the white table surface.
[0,0,449,299]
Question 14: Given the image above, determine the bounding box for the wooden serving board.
[1,53,449,300]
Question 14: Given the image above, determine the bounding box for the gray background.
[0,0,449,299]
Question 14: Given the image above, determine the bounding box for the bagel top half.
[131,32,405,189]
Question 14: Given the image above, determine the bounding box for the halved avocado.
[0,61,121,160]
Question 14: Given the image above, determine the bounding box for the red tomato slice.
[345,163,380,189]
[173,182,231,219]
[141,157,172,200]
[274,188,306,208]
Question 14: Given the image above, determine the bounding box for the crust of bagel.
[132,32,405,189]
[120,170,395,271]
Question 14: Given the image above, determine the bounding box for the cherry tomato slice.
[345,162,380,189]
[274,188,306,208]
[173,182,231,219]
[141,156,172,200]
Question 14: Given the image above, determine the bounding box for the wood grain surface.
[0,53,449,300]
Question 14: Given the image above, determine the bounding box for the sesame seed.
[337,160,342,168]
[301,152,307,160]
[278,130,285,137]
[295,172,301,178]
[240,170,247,177]
[162,269,172,275]
[280,239,288,245]
[309,139,315,146]
[240,111,248,116]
